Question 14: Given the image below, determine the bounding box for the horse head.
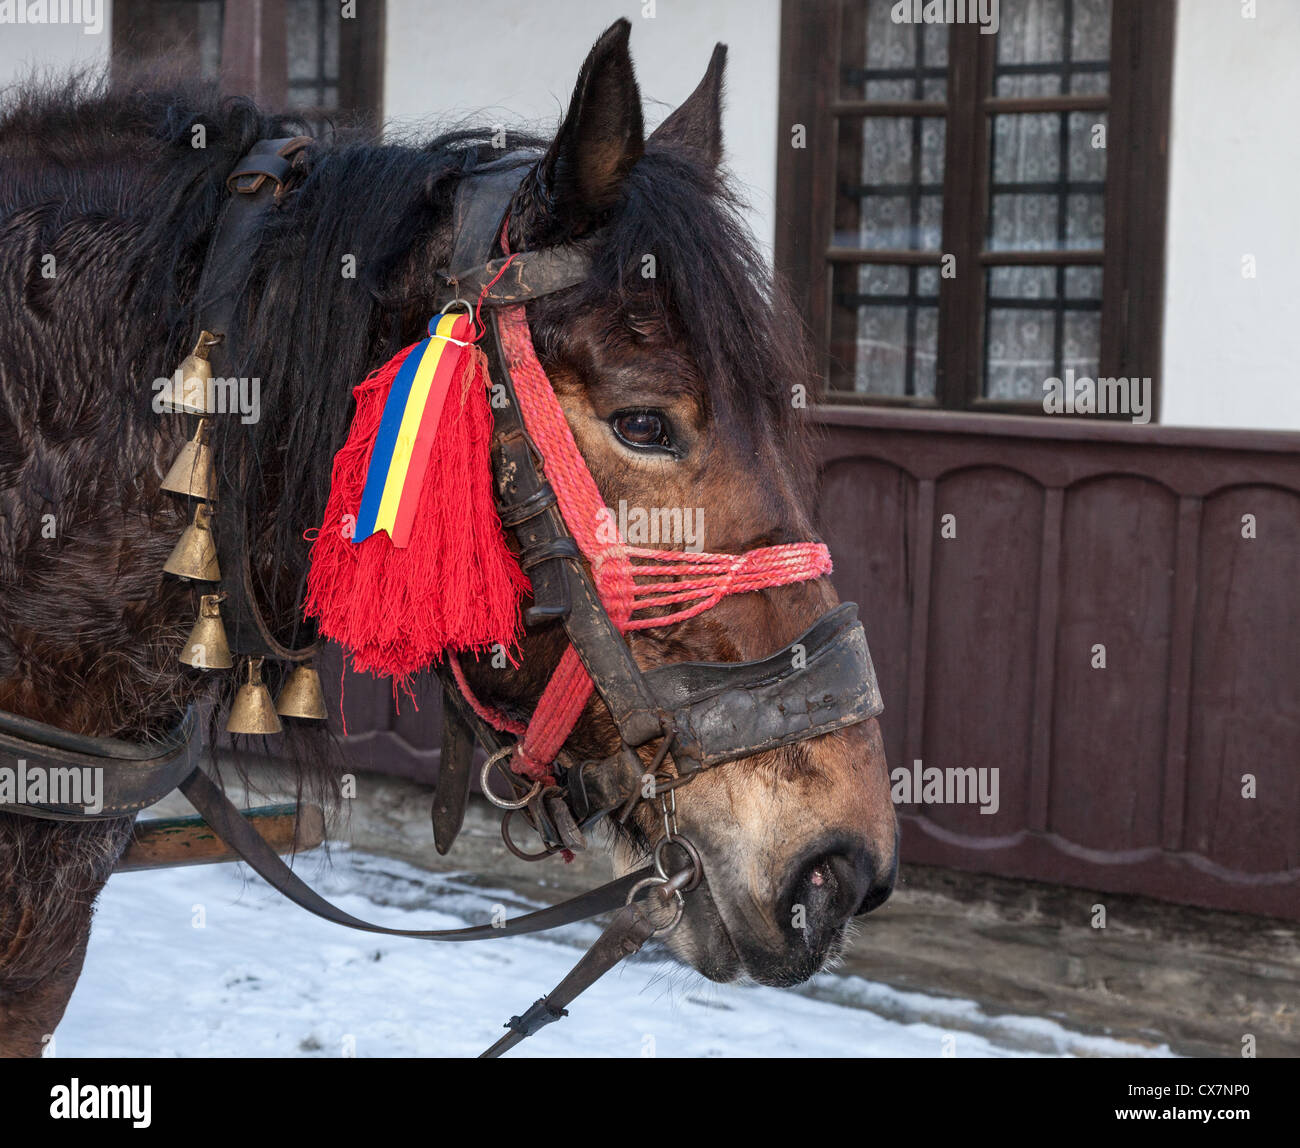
[455,21,898,988]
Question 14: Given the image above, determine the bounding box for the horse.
[0,20,897,1056]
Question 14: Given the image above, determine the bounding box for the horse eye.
[611,410,673,452]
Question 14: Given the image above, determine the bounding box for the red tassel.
[304,342,530,683]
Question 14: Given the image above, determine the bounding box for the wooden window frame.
[112,0,385,130]
[775,0,1174,418]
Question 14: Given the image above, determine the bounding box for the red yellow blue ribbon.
[352,311,472,547]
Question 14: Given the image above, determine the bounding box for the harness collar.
[0,708,200,820]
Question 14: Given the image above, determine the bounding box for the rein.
[0,139,885,1057]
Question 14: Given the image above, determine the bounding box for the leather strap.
[448,247,592,305]
[431,685,478,855]
[643,603,882,770]
[195,136,317,662]
[179,766,652,941]
[213,478,317,663]
[517,537,582,570]
[226,135,313,197]
[438,162,666,748]
[479,901,658,1057]
[0,709,201,820]
[571,605,884,823]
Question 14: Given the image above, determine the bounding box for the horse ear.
[649,44,726,167]
[534,19,644,234]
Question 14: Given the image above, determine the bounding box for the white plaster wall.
[8,1,1293,433]
[1161,0,1300,430]
[0,4,111,86]
[382,0,781,255]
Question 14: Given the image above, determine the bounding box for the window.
[286,0,341,113]
[776,0,1174,415]
[112,0,384,129]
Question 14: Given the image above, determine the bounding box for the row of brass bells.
[225,658,329,733]
[161,344,220,576]
[158,331,219,414]
[159,332,327,729]
[163,502,221,582]
[182,599,327,722]
[161,417,216,500]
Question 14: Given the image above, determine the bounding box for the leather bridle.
[428,154,883,854]
[0,140,885,1056]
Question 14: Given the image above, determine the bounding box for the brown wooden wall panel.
[1185,487,1300,876]
[818,458,915,772]
[322,644,443,782]
[814,406,1300,920]
[917,468,1041,835]
[1048,476,1176,851]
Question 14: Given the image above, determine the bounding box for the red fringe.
[304,342,530,683]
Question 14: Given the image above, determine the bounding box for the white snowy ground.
[57,849,1177,1058]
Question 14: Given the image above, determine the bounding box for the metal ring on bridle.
[480,745,542,810]
[625,875,686,938]
[500,808,563,861]
[653,835,702,892]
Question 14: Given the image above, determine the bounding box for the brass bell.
[226,657,283,735]
[275,663,328,720]
[159,331,219,414]
[180,593,232,669]
[163,502,221,581]
[161,418,216,500]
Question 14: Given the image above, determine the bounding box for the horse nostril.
[788,843,896,939]
[792,851,866,932]
[855,851,898,916]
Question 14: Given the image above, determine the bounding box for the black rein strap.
[179,767,649,944]
[479,902,659,1058]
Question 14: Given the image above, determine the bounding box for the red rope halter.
[459,273,830,781]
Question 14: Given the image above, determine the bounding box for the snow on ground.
[58,849,1176,1058]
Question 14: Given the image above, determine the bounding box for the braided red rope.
[623,542,830,629]
[449,655,526,738]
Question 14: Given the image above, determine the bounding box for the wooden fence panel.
[815,407,1300,919]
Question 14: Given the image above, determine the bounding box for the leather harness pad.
[645,603,882,769]
[448,248,593,306]
[571,604,883,822]
[202,136,317,663]
[0,709,200,820]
